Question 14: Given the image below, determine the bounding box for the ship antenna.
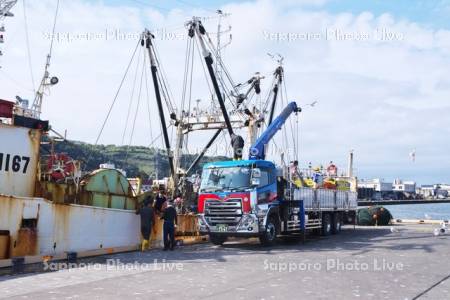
[30,0,60,119]
[214,10,231,96]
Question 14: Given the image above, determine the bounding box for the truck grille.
[205,198,242,226]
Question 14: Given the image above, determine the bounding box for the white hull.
[0,195,140,262]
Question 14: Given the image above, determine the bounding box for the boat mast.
[172,117,183,194]
[267,54,284,126]
[214,10,231,88]
[188,17,245,159]
[30,0,60,119]
[143,30,175,178]
[188,18,234,137]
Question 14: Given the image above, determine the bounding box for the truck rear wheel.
[259,216,279,246]
[209,234,227,245]
[321,213,332,236]
[332,213,342,234]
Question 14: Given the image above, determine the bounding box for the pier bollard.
[12,257,25,273]
[66,252,77,263]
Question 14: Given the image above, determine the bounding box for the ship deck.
[0,223,449,299]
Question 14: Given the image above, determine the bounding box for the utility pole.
[348,150,354,177]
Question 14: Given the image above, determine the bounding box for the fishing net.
[357,206,392,226]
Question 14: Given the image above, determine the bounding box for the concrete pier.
[0,224,449,299]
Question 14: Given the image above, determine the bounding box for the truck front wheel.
[259,216,279,246]
[209,234,227,245]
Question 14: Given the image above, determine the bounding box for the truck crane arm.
[249,101,301,160]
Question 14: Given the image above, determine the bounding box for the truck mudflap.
[198,214,260,236]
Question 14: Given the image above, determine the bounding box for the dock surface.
[1,224,449,299]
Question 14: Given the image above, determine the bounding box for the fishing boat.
[0,4,321,267]
[0,2,200,268]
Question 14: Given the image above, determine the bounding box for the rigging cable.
[284,78,298,159]
[0,69,35,92]
[124,52,146,164]
[92,39,141,146]
[48,0,60,59]
[193,36,214,98]
[22,0,35,93]
[152,40,176,113]
[179,37,192,170]
[180,36,192,112]
[121,45,142,145]
[204,29,238,93]
[147,124,173,147]
[182,37,196,170]
[279,83,289,165]
[144,53,154,144]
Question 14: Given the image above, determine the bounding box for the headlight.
[254,205,268,217]
[238,214,257,229]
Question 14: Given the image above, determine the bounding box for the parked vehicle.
[197,102,357,245]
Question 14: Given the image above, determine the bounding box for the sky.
[1,0,450,184]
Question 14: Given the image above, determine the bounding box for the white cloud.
[1,0,450,183]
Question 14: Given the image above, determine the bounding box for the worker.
[326,161,338,177]
[312,167,323,188]
[136,196,155,252]
[161,200,178,251]
[174,194,184,213]
[290,161,300,179]
[154,190,167,214]
[290,160,302,187]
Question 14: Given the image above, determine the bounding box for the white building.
[439,184,450,192]
[358,178,393,192]
[393,179,416,193]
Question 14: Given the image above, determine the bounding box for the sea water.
[386,203,450,220]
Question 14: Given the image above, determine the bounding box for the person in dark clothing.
[161,201,177,251]
[154,191,167,214]
[231,134,244,160]
[136,197,154,251]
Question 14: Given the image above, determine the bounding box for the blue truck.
[197,102,358,245]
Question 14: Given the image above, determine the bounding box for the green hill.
[42,140,227,179]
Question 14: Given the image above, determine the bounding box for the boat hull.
[0,195,202,266]
[0,195,141,260]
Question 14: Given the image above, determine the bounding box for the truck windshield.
[200,166,251,192]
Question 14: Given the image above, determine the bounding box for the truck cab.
[197,159,282,245]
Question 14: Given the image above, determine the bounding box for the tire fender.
[262,206,280,228]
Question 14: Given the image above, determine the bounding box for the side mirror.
[252,168,261,178]
[251,177,260,186]
[251,168,261,186]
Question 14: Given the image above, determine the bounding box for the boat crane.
[186,17,245,159]
[139,15,293,204]
[141,18,270,197]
